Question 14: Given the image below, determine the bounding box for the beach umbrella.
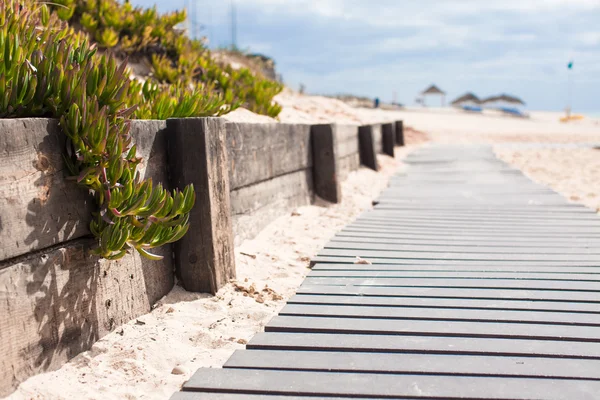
[450,92,481,106]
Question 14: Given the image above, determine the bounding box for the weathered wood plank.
[167,118,235,294]
[0,119,170,262]
[225,349,600,379]
[328,235,600,248]
[288,294,600,313]
[278,304,600,326]
[230,169,313,245]
[303,276,600,291]
[225,122,312,190]
[0,238,171,397]
[172,393,369,400]
[182,368,600,399]
[311,263,600,273]
[296,284,600,302]
[311,255,600,267]
[358,125,378,170]
[265,315,600,341]
[381,123,394,157]
[395,120,404,146]
[311,124,341,203]
[308,270,600,280]
[247,332,600,358]
[324,241,600,254]
[315,248,600,262]
[335,230,600,242]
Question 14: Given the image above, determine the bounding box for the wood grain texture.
[225,122,312,190]
[395,120,404,146]
[381,123,395,157]
[0,239,171,397]
[0,119,170,262]
[230,170,313,245]
[311,124,341,203]
[167,118,235,294]
[358,125,378,170]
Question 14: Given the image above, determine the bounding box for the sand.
[7,91,600,400]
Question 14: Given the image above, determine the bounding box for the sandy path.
[7,146,418,400]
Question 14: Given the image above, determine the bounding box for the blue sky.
[132,0,600,111]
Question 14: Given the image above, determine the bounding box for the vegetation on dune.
[0,0,196,259]
[50,0,283,118]
[0,0,283,260]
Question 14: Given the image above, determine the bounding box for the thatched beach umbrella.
[482,94,526,107]
[451,92,481,106]
[420,84,446,107]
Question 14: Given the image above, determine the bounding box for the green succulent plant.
[0,0,196,260]
[47,0,283,118]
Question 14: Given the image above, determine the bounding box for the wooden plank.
[296,284,600,302]
[278,304,600,326]
[373,204,594,214]
[167,118,235,294]
[171,393,364,400]
[265,315,600,341]
[247,332,600,358]
[308,270,600,280]
[182,368,600,399]
[311,256,600,267]
[394,120,404,146]
[230,169,313,245]
[225,349,600,379]
[334,124,359,159]
[0,119,170,262]
[328,235,600,248]
[288,294,600,313]
[324,241,600,255]
[311,255,600,267]
[381,123,394,157]
[341,227,600,238]
[0,238,172,397]
[355,216,600,227]
[336,153,360,181]
[311,124,341,203]
[335,230,600,242]
[303,276,600,291]
[358,125,377,170]
[343,225,600,237]
[315,248,600,262]
[225,122,312,190]
[311,263,600,273]
[359,212,600,223]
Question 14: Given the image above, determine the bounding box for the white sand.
[7,146,414,400]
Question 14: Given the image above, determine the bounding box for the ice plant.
[0,0,195,260]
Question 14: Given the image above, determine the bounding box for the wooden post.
[311,124,341,203]
[381,123,395,157]
[166,118,235,294]
[395,120,405,146]
[358,125,378,171]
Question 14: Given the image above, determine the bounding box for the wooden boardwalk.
[172,145,600,399]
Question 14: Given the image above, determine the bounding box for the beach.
[6,94,600,400]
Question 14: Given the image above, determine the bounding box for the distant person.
[374,98,380,108]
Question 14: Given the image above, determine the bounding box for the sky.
[132,0,600,112]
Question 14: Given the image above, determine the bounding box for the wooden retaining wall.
[0,117,401,396]
[0,118,173,396]
[226,122,314,245]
